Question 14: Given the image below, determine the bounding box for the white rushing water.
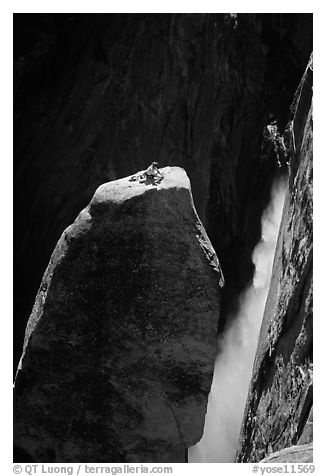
[189,178,287,462]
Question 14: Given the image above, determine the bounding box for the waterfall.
[189,177,287,462]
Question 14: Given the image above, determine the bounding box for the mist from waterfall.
[189,177,287,462]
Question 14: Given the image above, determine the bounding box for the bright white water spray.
[189,177,287,462]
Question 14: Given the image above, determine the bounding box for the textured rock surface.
[236,57,313,462]
[259,443,313,463]
[297,407,313,446]
[14,14,312,369]
[14,167,223,463]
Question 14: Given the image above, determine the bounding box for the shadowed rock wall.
[14,13,312,369]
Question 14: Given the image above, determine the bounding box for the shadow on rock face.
[13,446,36,463]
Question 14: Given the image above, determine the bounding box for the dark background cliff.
[14,13,312,371]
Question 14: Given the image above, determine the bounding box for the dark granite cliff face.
[14,13,312,369]
[236,56,313,463]
[14,167,223,462]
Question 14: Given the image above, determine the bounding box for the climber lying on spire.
[129,162,164,184]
